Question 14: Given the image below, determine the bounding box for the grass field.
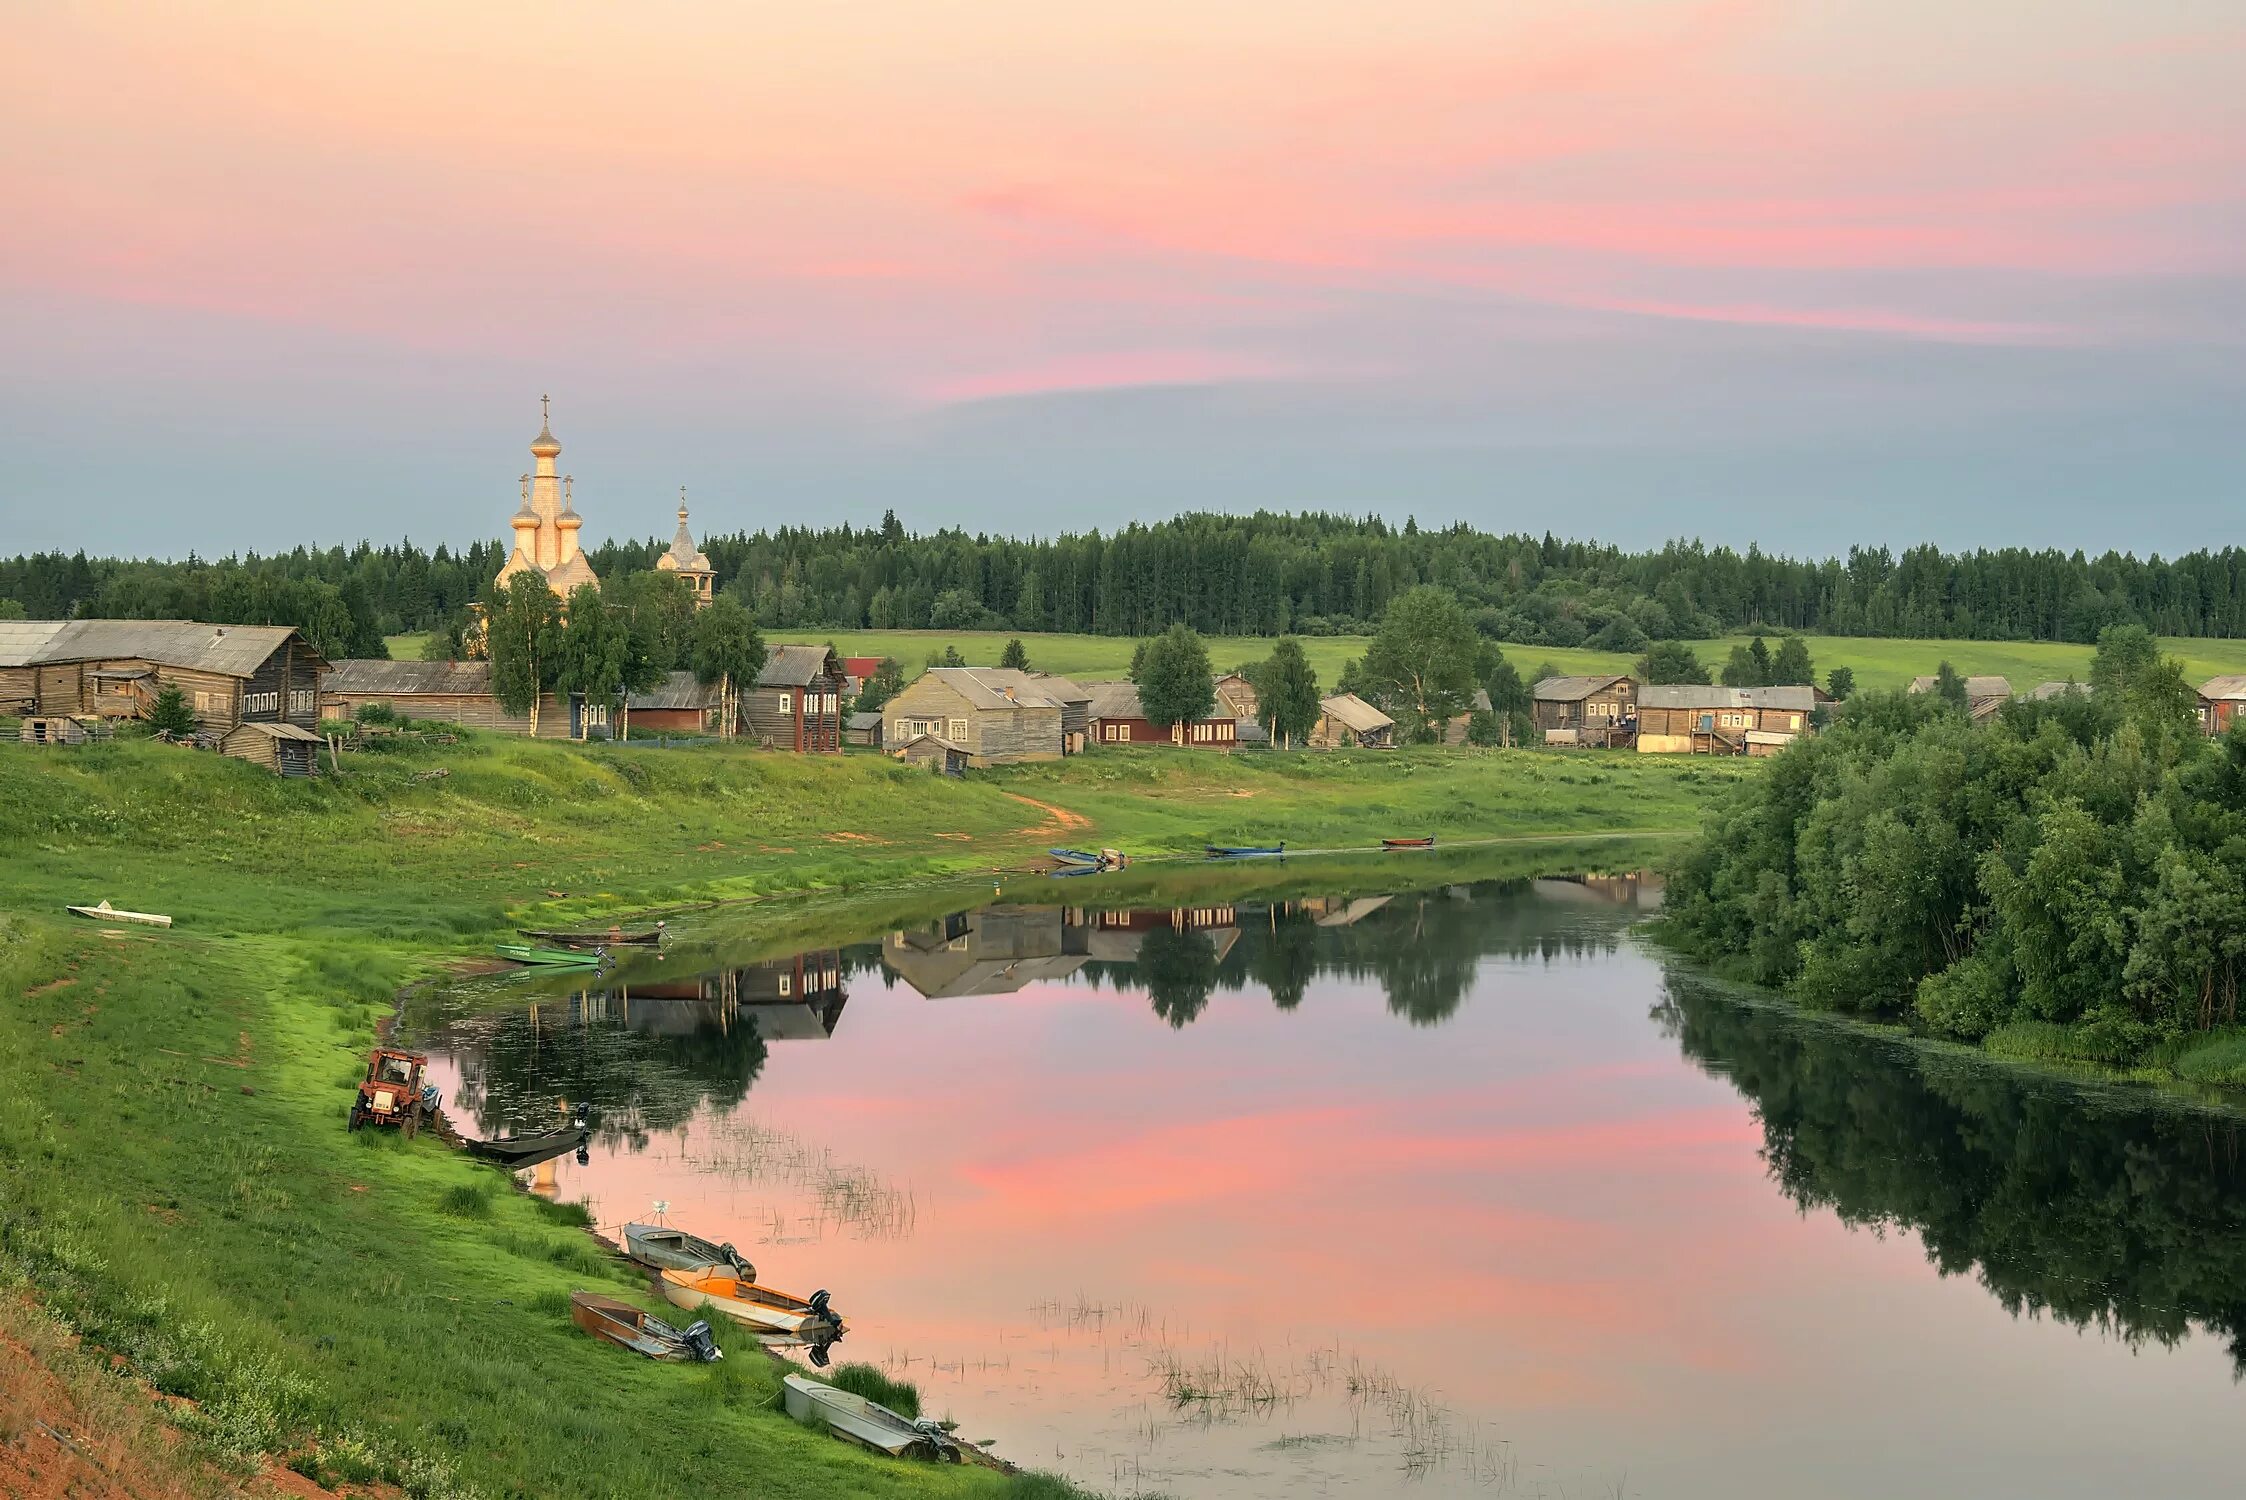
[0,732,1733,1499]
[385,627,2246,696]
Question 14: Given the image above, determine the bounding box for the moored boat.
[1047,847,1102,867]
[66,900,172,928]
[782,1374,958,1461]
[493,942,606,967]
[623,1222,756,1282]
[462,1117,589,1168]
[1204,841,1285,859]
[519,924,663,948]
[658,1267,844,1341]
[1381,836,1436,850]
[569,1291,722,1362]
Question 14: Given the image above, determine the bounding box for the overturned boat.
[569,1291,722,1362]
[782,1374,959,1461]
[657,1267,844,1342]
[623,1222,755,1282]
[66,899,172,928]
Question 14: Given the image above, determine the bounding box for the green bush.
[821,1361,920,1418]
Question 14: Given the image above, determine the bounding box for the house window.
[1789,714,1802,730]
[778,692,794,714]
[948,717,967,740]
[195,691,211,714]
[778,974,791,997]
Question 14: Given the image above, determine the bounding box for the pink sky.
[3,1,2241,553]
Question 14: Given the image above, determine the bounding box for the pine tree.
[999,638,1031,671]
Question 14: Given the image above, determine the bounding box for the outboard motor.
[720,1242,756,1282]
[808,1289,838,1327]
[807,1340,832,1368]
[681,1319,722,1363]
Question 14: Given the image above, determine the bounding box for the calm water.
[409,871,2246,1498]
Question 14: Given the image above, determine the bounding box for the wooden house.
[1026,673,1094,753]
[883,668,1064,764]
[1442,688,1497,746]
[624,671,721,735]
[1310,693,1394,749]
[1213,672,1260,721]
[2200,676,2246,737]
[743,645,844,752]
[844,710,885,748]
[4,620,325,730]
[321,660,533,731]
[893,732,970,776]
[1909,674,2012,721]
[1636,685,1818,755]
[1531,675,1637,747]
[1083,680,1239,748]
[219,720,324,776]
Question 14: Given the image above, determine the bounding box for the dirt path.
[1002,793,1093,837]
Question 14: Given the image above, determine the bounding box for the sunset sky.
[3,1,2240,557]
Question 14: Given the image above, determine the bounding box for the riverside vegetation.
[0,730,1736,1499]
[1664,626,2246,1084]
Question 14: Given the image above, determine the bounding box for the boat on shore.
[1381,836,1437,850]
[66,900,171,928]
[462,1117,589,1168]
[782,1374,959,1461]
[493,942,605,967]
[623,1222,755,1282]
[1205,842,1285,859]
[518,924,663,948]
[569,1291,722,1362]
[657,1268,844,1341]
[1048,847,1103,867]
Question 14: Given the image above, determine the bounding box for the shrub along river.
[406,862,2246,1498]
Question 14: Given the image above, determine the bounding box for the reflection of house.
[608,954,847,1040]
[1301,895,1393,927]
[884,906,1088,997]
[1076,905,1241,962]
[1532,873,1663,910]
[1310,692,1394,749]
[1532,675,1636,747]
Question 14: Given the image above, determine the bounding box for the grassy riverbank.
[0,733,1729,1498]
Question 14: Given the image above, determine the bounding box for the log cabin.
[321,659,533,731]
[1636,684,1819,755]
[2,620,325,730]
[2200,676,2246,737]
[219,720,325,776]
[883,668,1065,764]
[1309,692,1394,749]
[893,731,971,776]
[1083,680,1239,748]
[1531,675,1637,747]
[743,645,844,752]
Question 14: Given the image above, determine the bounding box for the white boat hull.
[782,1374,952,1460]
[67,901,171,928]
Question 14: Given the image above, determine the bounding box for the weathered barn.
[883,668,1064,764]
[1310,692,1395,749]
[743,645,844,752]
[219,720,325,776]
[1531,675,1637,747]
[893,732,971,776]
[1026,672,1093,752]
[2201,676,2246,737]
[624,671,721,736]
[3,620,325,729]
[18,715,94,746]
[320,660,534,732]
[1909,674,2013,721]
[844,710,885,748]
[1637,685,1818,755]
[1083,680,1239,748]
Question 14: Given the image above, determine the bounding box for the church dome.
[529,421,562,459]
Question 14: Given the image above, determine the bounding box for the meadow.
[388,629,2246,695]
[0,731,1733,1499]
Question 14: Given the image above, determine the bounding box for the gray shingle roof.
[1909,674,2011,699]
[3,619,316,676]
[2200,676,2246,701]
[845,711,884,731]
[756,644,841,687]
[918,667,1063,711]
[1082,681,1144,719]
[323,659,495,695]
[1638,684,1819,711]
[1319,692,1395,732]
[629,670,719,712]
[1533,674,1631,702]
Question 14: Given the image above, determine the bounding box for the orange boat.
[656,1267,844,1340]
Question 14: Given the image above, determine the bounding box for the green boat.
[494,942,605,967]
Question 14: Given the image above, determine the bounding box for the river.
[407,862,2246,1498]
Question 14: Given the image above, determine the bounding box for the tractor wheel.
[347,1102,366,1132]
[403,1106,420,1141]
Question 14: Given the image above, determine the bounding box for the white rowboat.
[781,1374,958,1461]
[67,900,172,928]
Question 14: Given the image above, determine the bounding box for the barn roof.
[323,659,494,695]
[2200,676,2246,701]
[629,671,720,711]
[2026,680,2087,700]
[1639,684,1818,710]
[845,710,884,731]
[1319,692,1394,732]
[1022,671,1092,704]
[1909,674,2012,699]
[5,619,316,677]
[228,721,325,742]
[757,644,841,687]
[1533,674,1631,702]
[1082,681,1144,719]
[921,667,1063,711]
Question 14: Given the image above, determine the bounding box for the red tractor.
[348,1048,436,1137]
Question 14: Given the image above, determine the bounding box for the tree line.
[1665,625,2246,1067]
[10,512,2246,650]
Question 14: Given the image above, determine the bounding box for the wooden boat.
[519,924,663,948]
[782,1374,959,1461]
[493,942,605,967]
[657,1268,844,1340]
[462,1119,588,1168]
[1204,842,1285,859]
[66,900,171,928]
[623,1222,755,1282]
[1048,847,1103,867]
[569,1291,722,1362]
[1381,836,1437,850]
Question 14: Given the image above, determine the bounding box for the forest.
[8,511,2246,655]
[1663,626,2246,1070]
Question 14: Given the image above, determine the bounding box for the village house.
[2200,676,2246,737]
[893,732,971,776]
[1213,672,1260,720]
[882,667,1064,765]
[1909,674,2012,721]
[743,645,845,752]
[1636,684,1819,756]
[1442,688,1497,745]
[625,671,723,735]
[844,710,885,748]
[218,720,326,777]
[1029,673,1095,753]
[1531,675,1637,747]
[838,656,886,698]
[322,660,529,732]
[1083,680,1239,748]
[0,619,325,731]
[1310,692,1395,749]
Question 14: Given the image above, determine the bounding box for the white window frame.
[948,717,967,740]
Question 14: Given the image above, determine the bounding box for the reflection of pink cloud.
[918,349,1318,404]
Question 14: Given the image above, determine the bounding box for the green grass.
[824,1363,924,1420]
[0,728,1736,1499]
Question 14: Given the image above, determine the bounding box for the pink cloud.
[916,349,1320,404]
